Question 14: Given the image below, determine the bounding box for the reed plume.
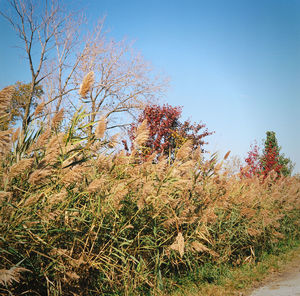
[176,140,192,160]
[34,101,45,117]
[170,232,185,258]
[11,127,20,143]
[87,176,106,193]
[0,86,14,115]
[34,128,51,150]
[134,120,149,148]
[0,266,30,286]
[95,117,106,138]
[79,71,95,97]
[51,109,64,129]
[224,150,231,160]
[28,168,53,185]
[62,164,87,187]
[0,130,11,156]
[9,158,34,179]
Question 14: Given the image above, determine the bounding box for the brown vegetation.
[0,95,299,294]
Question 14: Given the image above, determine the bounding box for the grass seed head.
[0,266,30,287]
[0,86,14,115]
[170,232,185,258]
[79,71,95,97]
[95,117,106,139]
[134,119,149,148]
[51,108,64,129]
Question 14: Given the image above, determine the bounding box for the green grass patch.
[169,238,300,296]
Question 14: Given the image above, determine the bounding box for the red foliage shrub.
[124,104,213,159]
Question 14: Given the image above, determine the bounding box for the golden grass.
[0,99,299,295]
[79,71,95,97]
[95,116,106,139]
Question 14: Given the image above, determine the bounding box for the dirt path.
[249,252,300,296]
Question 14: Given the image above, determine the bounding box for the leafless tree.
[76,24,168,138]
[1,0,168,138]
[42,12,87,114]
[0,0,71,132]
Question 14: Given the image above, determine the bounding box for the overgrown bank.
[1,86,300,295]
[170,238,300,296]
[0,139,299,294]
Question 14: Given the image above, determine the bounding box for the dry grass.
[95,117,106,139]
[0,266,30,287]
[79,71,95,97]
[0,93,299,295]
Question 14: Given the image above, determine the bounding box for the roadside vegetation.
[1,84,300,295]
[0,1,299,295]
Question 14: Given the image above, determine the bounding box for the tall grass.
[0,87,299,295]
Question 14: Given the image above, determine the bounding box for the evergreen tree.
[260,131,294,177]
[242,131,294,178]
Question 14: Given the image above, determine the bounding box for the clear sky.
[0,0,299,173]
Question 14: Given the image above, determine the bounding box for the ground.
[248,250,300,296]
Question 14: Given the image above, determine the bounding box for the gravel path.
[250,253,300,296]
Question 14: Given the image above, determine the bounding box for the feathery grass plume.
[170,232,185,258]
[90,141,103,154]
[134,119,149,148]
[108,133,119,148]
[11,127,20,143]
[176,140,192,160]
[224,150,231,160]
[87,176,106,193]
[97,153,113,171]
[0,85,14,115]
[95,117,106,138]
[0,191,12,203]
[66,271,80,281]
[192,146,202,162]
[109,182,128,210]
[62,164,87,187]
[0,266,30,286]
[191,241,219,257]
[43,133,65,165]
[28,168,53,186]
[23,193,41,207]
[51,108,64,129]
[9,158,34,179]
[48,189,68,205]
[113,150,129,166]
[34,128,51,150]
[34,101,45,117]
[0,130,12,155]
[191,241,210,253]
[79,71,95,97]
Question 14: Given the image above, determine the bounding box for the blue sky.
[0,0,299,173]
